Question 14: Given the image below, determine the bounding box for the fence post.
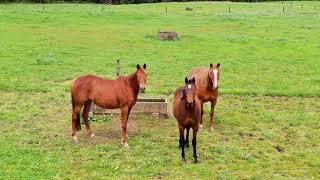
[116,59,120,78]
[165,6,167,14]
[283,6,284,13]
[229,5,230,13]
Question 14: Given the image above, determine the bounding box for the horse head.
[136,64,147,93]
[181,77,197,108]
[208,63,221,90]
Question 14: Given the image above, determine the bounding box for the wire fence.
[0,1,319,16]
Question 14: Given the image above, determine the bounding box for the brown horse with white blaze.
[173,77,201,163]
[71,64,147,147]
[188,63,221,131]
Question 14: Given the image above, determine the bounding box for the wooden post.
[116,59,120,78]
[228,5,230,13]
[101,6,104,13]
[301,4,303,9]
[42,4,44,11]
[165,6,167,14]
[283,6,284,13]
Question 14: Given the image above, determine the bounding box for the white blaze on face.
[188,84,191,89]
[213,69,218,89]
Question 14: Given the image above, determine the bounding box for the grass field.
[0,1,320,179]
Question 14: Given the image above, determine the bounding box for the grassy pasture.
[0,1,320,179]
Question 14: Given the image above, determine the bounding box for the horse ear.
[136,64,140,69]
[143,63,147,69]
[210,63,213,68]
[185,77,188,84]
[191,77,195,84]
[216,63,220,68]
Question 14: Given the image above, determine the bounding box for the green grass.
[0,1,320,179]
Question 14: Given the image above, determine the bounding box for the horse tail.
[71,80,81,131]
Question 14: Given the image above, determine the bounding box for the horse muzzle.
[213,86,219,90]
[186,101,195,108]
[139,87,146,93]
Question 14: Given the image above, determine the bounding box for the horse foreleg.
[209,101,216,131]
[192,127,198,163]
[83,100,94,138]
[179,126,186,162]
[71,105,82,143]
[120,106,129,148]
[185,128,190,148]
[199,102,204,130]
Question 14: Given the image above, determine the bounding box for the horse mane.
[123,70,140,94]
[193,68,211,89]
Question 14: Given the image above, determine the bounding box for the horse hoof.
[210,127,214,132]
[199,124,203,131]
[186,144,190,148]
[193,159,199,164]
[123,143,129,148]
[72,136,79,143]
[90,133,95,138]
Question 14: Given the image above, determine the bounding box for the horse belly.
[92,95,120,109]
[198,91,217,103]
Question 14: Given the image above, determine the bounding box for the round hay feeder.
[185,7,193,11]
[157,31,178,41]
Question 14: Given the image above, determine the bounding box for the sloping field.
[0,1,319,179]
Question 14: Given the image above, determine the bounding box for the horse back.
[71,75,130,109]
[188,67,207,79]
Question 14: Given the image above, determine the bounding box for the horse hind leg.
[71,105,82,143]
[83,100,95,138]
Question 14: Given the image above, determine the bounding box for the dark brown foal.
[173,77,201,163]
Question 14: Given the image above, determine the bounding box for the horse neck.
[124,71,140,96]
[201,69,213,89]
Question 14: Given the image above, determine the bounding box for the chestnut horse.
[188,63,221,131]
[71,64,147,147]
[173,77,201,163]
